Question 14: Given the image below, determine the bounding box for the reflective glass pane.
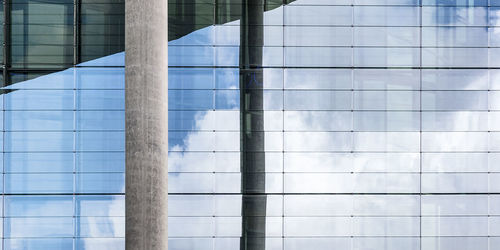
[5,152,73,173]
[421,195,488,216]
[285,47,352,67]
[354,48,420,67]
[78,216,124,237]
[5,173,73,194]
[422,7,487,26]
[75,238,124,250]
[77,195,124,217]
[76,68,125,89]
[11,0,74,68]
[422,153,488,172]
[422,48,488,67]
[354,6,420,26]
[422,91,488,110]
[5,217,73,237]
[76,152,124,173]
[5,195,73,216]
[284,6,352,25]
[5,111,74,131]
[77,131,124,151]
[354,111,420,131]
[422,173,488,193]
[77,173,125,193]
[422,69,488,90]
[4,90,74,110]
[5,239,73,250]
[285,69,351,90]
[422,112,488,131]
[77,90,124,110]
[421,216,488,236]
[285,91,352,110]
[81,0,124,62]
[354,91,420,111]
[285,27,352,46]
[354,27,420,47]
[5,131,72,152]
[285,111,352,131]
[422,132,489,151]
[354,69,420,90]
[422,27,488,47]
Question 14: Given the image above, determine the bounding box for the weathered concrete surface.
[125,0,168,249]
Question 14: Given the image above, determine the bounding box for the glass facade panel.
[0,1,126,248]
[11,0,74,68]
[167,1,500,249]
[1,0,500,249]
[80,0,125,62]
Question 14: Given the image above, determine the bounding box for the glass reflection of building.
[169,1,500,250]
[3,0,500,249]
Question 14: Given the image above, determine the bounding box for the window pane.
[422,48,488,67]
[354,91,420,111]
[354,48,420,67]
[422,69,488,90]
[11,0,74,68]
[5,111,74,131]
[354,6,420,26]
[5,132,72,152]
[81,0,124,63]
[5,152,73,173]
[75,238,124,250]
[422,91,488,111]
[4,239,73,250]
[422,7,487,26]
[285,27,352,46]
[285,91,352,110]
[285,47,352,67]
[422,27,488,47]
[354,27,420,47]
[285,69,351,90]
[284,6,352,25]
[76,195,124,217]
[4,217,73,237]
[5,173,73,194]
[354,69,420,90]
[5,196,73,216]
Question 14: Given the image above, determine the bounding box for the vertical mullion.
[72,2,79,249]
[214,0,218,24]
[1,2,6,248]
[3,0,9,86]
[73,0,80,65]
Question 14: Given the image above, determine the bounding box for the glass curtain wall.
[169,0,500,250]
[4,0,500,249]
[0,0,125,249]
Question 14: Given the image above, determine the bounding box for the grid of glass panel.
[1,64,126,249]
[0,0,125,249]
[5,0,500,249]
[168,0,500,249]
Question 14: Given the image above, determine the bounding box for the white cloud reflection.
[2,0,500,248]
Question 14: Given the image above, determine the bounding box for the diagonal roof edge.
[168,0,295,41]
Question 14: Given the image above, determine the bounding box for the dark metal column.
[240,0,266,249]
[125,0,168,249]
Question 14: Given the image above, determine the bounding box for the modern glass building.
[0,0,125,249]
[1,0,500,249]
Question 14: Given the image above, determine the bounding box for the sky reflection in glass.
[168,0,500,249]
[3,0,500,249]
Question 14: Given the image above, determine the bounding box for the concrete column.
[125,0,168,249]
